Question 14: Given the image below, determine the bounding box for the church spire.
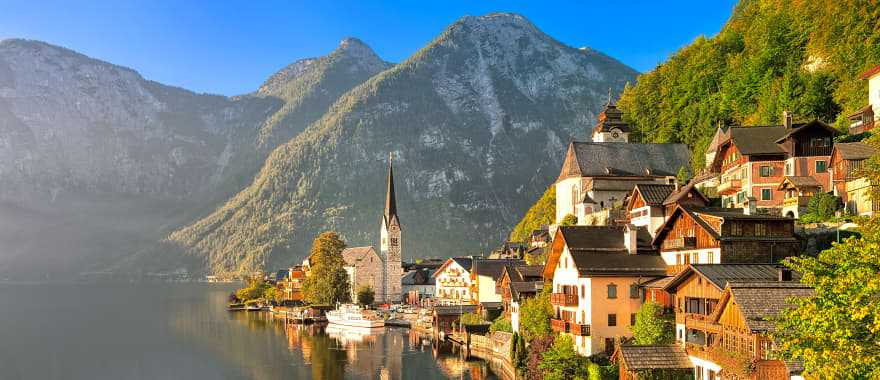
[384,152,400,228]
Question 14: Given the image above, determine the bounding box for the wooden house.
[497,264,543,333]
[830,142,879,216]
[613,345,693,380]
[627,183,709,237]
[776,176,822,218]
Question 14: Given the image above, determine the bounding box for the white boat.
[326,304,385,328]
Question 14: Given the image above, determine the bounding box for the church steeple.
[384,152,401,229]
[591,88,630,143]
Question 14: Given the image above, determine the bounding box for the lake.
[0,283,499,380]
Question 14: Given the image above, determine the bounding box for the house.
[612,345,693,380]
[555,142,691,226]
[496,264,544,332]
[626,183,709,236]
[488,242,527,259]
[848,64,880,135]
[433,305,479,334]
[528,227,551,249]
[469,258,525,305]
[401,268,435,305]
[433,257,474,305]
[652,205,800,276]
[661,264,801,348]
[277,266,306,302]
[544,225,666,356]
[341,246,385,303]
[664,267,811,380]
[830,142,879,216]
[708,116,838,211]
[777,176,823,218]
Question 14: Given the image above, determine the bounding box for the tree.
[539,335,589,380]
[774,215,880,378]
[302,231,351,305]
[356,285,375,307]
[525,334,555,380]
[676,166,690,184]
[510,186,556,242]
[801,192,842,222]
[489,315,512,333]
[519,284,553,341]
[560,214,578,226]
[630,301,674,345]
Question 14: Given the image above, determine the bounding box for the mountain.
[169,13,639,274]
[616,0,880,169]
[0,38,387,279]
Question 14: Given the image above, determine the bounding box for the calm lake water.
[0,283,498,380]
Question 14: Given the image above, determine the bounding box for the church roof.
[556,142,691,182]
[342,246,379,266]
[384,153,401,229]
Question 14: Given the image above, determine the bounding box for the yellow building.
[845,177,879,217]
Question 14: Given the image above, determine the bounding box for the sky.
[0,0,738,96]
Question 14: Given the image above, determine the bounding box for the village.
[230,64,880,380]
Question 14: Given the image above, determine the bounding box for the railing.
[663,236,696,250]
[782,196,811,208]
[550,319,569,333]
[685,315,722,333]
[570,323,591,336]
[718,178,742,195]
[582,208,628,226]
[550,293,579,307]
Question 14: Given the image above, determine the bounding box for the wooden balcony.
[662,236,696,250]
[718,178,742,195]
[570,323,591,336]
[783,195,811,208]
[551,293,579,307]
[550,318,569,333]
[685,315,722,333]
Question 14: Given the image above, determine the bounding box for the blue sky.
[0,0,737,96]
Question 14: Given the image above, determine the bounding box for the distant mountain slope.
[170,13,639,274]
[617,0,880,169]
[0,38,386,279]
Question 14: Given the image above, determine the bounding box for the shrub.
[489,315,513,333]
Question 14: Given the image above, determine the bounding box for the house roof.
[547,226,665,278]
[510,281,542,301]
[472,259,526,281]
[773,120,840,143]
[705,126,730,154]
[570,252,667,277]
[434,305,479,316]
[341,246,378,266]
[634,184,676,206]
[663,264,800,292]
[432,256,474,278]
[662,182,709,206]
[614,345,693,370]
[834,142,878,161]
[402,268,435,286]
[725,126,790,156]
[777,176,822,191]
[556,142,691,182]
[723,281,814,332]
[640,276,674,289]
[557,225,653,252]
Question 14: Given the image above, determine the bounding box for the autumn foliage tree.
[302,231,351,305]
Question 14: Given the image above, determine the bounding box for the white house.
[432,257,474,305]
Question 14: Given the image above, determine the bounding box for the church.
[338,154,404,304]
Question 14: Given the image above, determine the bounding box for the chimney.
[778,267,793,282]
[744,197,757,215]
[783,111,793,129]
[624,224,639,254]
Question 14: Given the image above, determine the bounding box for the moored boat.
[326,304,384,328]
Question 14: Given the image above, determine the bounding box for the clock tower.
[380,153,403,303]
[590,89,630,143]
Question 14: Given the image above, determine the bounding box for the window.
[630,313,637,326]
[731,222,742,236]
[581,285,585,297]
[755,223,767,236]
[759,165,773,177]
[737,191,746,204]
[629,284,639,299]
[676,254,682,265]
[607,284,617,299]
[816,160,827,173]
[691,252,698,264]
[708,251,714,263]
[761,188,772,201]
[390,238,398,246]
[785,162,792,176]
[607,314,617,327]
[811,137,830,147]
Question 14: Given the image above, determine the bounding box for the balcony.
[570,323,591,336]
[550,318,569,333]
[685,315,722,333]
[550,293,579,307]
[783,195,811,208]
[662,236,696,250]
[718,178,742,195]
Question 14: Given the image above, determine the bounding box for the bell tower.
[380,153,403,303]
[591,88,630,143]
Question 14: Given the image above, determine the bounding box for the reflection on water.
[0,283,497,380]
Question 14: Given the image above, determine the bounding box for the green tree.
[801,192,842,222]
[519,284,553,341]
[774,215,880,378]
[302,231,351,305]
[560,214,578,226]
[676,166,690,184]
[539,335,589,380]
[630,301,674,345]
[489,315,512,333]
[509,186,556,242]
[356,285,375,307]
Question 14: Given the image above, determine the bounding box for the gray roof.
[451,257,473,271]
[662,182,709,206]
[472,259,526,281]
[727,281,813,332]
[402,268,435,286]
[635,184,676,206]
[341,246,378,266]
[834,142,878,160]
[510,281,542,301]
[779,176,822,190]
[726,126,790,156]
[557,142,691,182]
[616,345,693,370]
[558,226,654,252]
[570,253,667,277]
[434,305,479,316]
[665,264,800,292]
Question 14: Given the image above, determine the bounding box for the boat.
[326,304,385,328]
[227,303,246,312]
